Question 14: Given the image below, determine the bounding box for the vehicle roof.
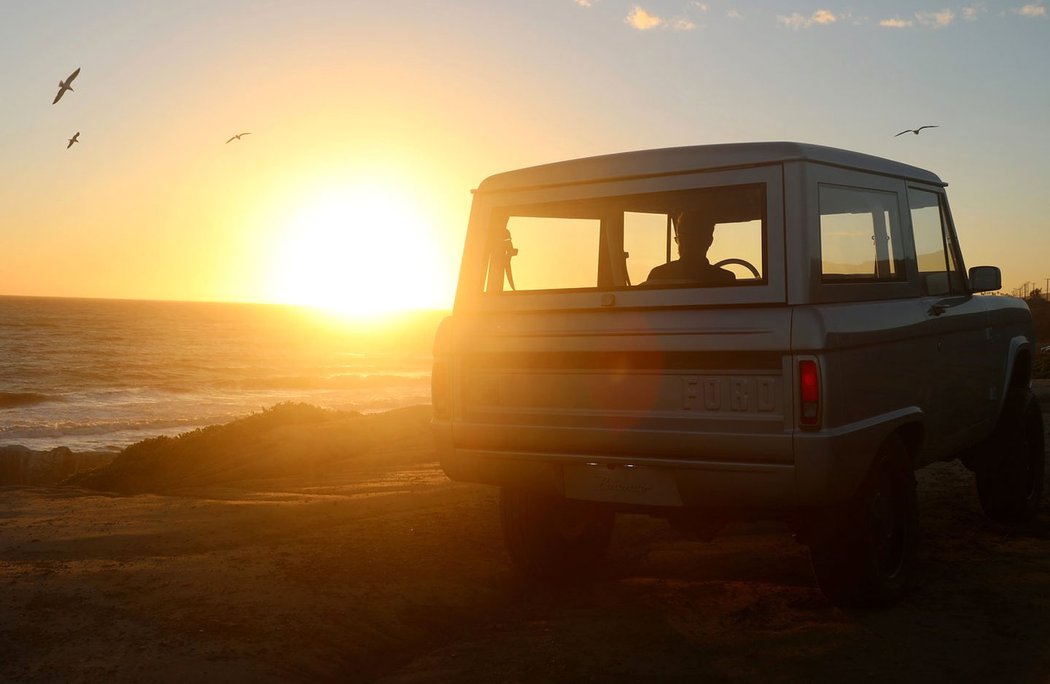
[476,141,944,192]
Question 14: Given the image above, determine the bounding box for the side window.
[909,188,964,296]
[819,185,904,282]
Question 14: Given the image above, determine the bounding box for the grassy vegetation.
[68,402,434,494]
[1035,358,1049,380]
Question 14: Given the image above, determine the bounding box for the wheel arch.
[993,337,1033,425]
[895,421,924,471]
[1009,349,1032,391]
[856,419,923,496]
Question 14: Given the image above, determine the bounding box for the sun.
[269,182,445,317]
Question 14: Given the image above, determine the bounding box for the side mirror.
[969,266,1001,293]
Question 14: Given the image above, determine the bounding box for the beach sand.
[2,396,1050,683]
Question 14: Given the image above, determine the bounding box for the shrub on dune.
[68,403,434,494]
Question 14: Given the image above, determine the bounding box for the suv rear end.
[432,142,1040,608]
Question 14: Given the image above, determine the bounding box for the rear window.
[483,185,766,294]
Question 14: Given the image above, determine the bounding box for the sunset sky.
[3,1,1048,313]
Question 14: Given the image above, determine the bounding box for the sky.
[2,0,1048,313]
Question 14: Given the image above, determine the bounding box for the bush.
[1035,350,1050,380]
[1019,295,1050,379]
[1027,296,1050,343]
[67,403,434,494]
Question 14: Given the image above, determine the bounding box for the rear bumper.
[434,407,921,508]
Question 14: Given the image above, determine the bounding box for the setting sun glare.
[268,180,447,317]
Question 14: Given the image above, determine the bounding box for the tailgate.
[450,307,794,466]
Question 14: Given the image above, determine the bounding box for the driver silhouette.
[644,211,736,285]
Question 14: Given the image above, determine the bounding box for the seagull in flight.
[225,132,251,143]
[894,125,939,137]
[66,132,80,149]
[52,67,81,104]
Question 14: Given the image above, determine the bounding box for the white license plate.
[564,463,683,507]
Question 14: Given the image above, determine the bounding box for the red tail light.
[799,359,820,428]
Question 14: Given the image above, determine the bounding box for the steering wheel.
[713,258,760,279]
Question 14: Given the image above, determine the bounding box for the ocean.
[0,296,443,453]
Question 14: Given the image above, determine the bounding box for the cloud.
[777,9,837,29]
[725,9,743,19]
[624,5,696,31]
[778,13,807,28]
[878,10,954,29]
[692,2,708,11]
[1016,4,1047,16]
[879,17,914,28]
[962,3,984,20]
[916,9,955,27]
[574,0,593,5]
[626,6,664,29]
[812,9,838,24]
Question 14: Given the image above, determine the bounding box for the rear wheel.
[499,488,614,582]
[809,435,918,609]
[976,389,1045,525]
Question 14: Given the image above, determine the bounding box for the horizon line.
[0,292,452,313]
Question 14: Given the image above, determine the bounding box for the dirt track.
[2,405,1049,683]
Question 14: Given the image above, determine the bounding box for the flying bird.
[225,132,251,143]
[894,125,939,137]
[66,132,80,149]
[52,67,81,104]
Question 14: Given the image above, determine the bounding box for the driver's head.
[675,211,716,260]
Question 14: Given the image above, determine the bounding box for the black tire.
[499,488,615,583]
[976,389,1045,525]
[809,435,918,609]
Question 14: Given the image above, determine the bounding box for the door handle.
[928,303,947,317]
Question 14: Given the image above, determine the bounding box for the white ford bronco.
[431,142,1043,607]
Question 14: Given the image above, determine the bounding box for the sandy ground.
[2,398,1050,683]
